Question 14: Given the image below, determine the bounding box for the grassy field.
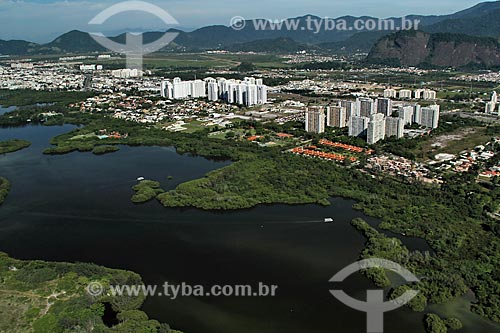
[415,126,492,160]
[82,52,289,70]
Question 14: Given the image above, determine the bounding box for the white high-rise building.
[486,102,496,114]
[161,80,174,99]
[340,100,357,120]
[412,104,422,124]
[161,76,268,106]
[399,89,412,99]
[423,89,437,100]
[257,85,268,105]
[398,105,414,125]
[235,84,246,105]
[244,77,256,84]
[376,98,393,116]
[384,89,397,99]
[491,91,498,104]
[326,106,347,128]
[419,105,440,129]
[305,106,326,134]
[208,82,219,101]
[349,116,370,138]
[245,84,258,106]
[414,89,425,99]
[385,117,404,139]
[367,113,386,144]
[356,98,376,117]
[190,80,207,98]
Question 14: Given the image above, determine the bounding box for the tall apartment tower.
[340,100,357,120]
[492,91,498,104]
[423,89,437,100]
[207,82,219,101]
[257,85,268,105]
[367,113,386,144]
[419,105,440,129]
[356,98,376,117]
[326,106,347,128]
[486,101,496,114]
[385,117,404,139]
[384,89,397,99]
[398,105,414,125]
[376,98,393,116]
[305,106,326,134]
[399,89,412,99]
[160,80,173,99]
[348,116,370,138]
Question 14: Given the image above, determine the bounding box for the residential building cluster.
[76,93,239,129]
[111,69,144,78]
[366,155,431,180]
[383,88,437,100]
[161,77,268,107]
[305,97,441,144]
[453,71,500,83]
[0,63,84,90]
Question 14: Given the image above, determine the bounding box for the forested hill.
[367,30,500,68]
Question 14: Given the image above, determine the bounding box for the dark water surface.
[0,124,498,333]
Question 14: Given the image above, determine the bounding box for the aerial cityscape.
[0,1,500,333]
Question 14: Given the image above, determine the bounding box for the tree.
[445,318,463,330]
[424,313,448,333]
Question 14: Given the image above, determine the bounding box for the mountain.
[320,30,391,53]
[42,30,106,53]
[0,40,39,55]
[1,2,500,56]
[424,8,500,37]
[367,30,500,68]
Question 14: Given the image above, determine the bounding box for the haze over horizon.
[0,0,486,43]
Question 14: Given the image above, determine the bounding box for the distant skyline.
[0,0,486,43]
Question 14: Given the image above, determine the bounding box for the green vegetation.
[0,139,31,154]
[92,145,120,155]
[158,157,332,209]
[0,177,10,205]
[380,115,488,160]
[0,90,95,127]
[422,313,462,332]
[0,252,179,333]
[33,92,500,328]
[132,180,165,204]
[445,317,463,330]
[232,61,257,72]
[424,313,448,333]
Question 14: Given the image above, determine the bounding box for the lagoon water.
[0,124,498,333]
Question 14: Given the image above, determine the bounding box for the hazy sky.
[0,0,484,42]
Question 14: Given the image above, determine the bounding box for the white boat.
[324,218,334,223]
[137,177,145,181]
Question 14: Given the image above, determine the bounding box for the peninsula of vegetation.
[0,139,31,154]
[0,252,181,333]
